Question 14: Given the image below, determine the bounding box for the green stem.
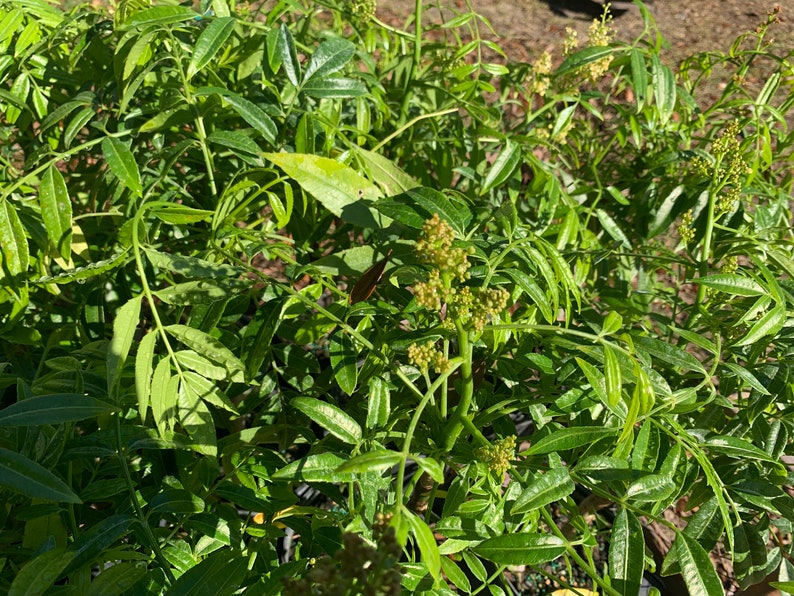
[371,108,457,153]
[694,183,719,310]
[173,31,217,198]
[442,320,473,451]
[396,387,437,507]
[115,415,176,584]
[539,508,622,596]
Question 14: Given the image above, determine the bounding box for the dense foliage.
[1,0,793,594]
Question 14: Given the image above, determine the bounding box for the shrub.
[1,0,793,594]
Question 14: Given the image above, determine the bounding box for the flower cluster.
[283,524,402,596]
[563,27,578,56]
[415,214,472,282]
[713,121,749,213]
[693,120,750,215]
[345,0,376,24]
[721,255,739,274]
[475,435,517,476]
[530,50,552,96]
[534,119,574,144]
[448,286,510,333]
[585,7,615,82]
[678,210,695,245]
[408,340,449,374]
[413,214,509,333]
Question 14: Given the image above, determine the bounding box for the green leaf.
[473,534,567,566]
[329,332,358,395]
[375,187,473,236]
[5,72,29,123]
[0,394,119,426]
[63,106,94,148]
[733,521,771,589]
[404,508,441,581]
[703,435,783,467]
[576,357,608,405]
[462,551,487,582]
[413,456,445,484]
[670,532,723,596]
[511,468,574,514]
[153,280,237,306]
[503,269,553,323]
[526,427,618,455]
[182,370,237,412]
[366,375,390,429]
[440,557,471,593]
[150,357,174,437]
[276,25,300,86]
[86,561,147,596]
[0,10,25,47]
[32,251,129,285]
[651,53,676,125]
[403,187,471,237]
[272,452,355,482]
[625,473,676,501]
[335,450,402,473]
[596,208,631,248]
[122,5,198,28]
[482,140,520,193]
[64,515,138,575]
[187,17,236,80]
[693,274,767,297]
[629,47,647,110]
[164,324,245,382]
[353,148,417,195]
[603,345,622,408]
[649,185,684,237]
[166,550,247,596]
[196,87,277,144]
[602,311,623,335]
[291,397,362,444]
[556,45,614,76]
[243,297,286,379]
[108,295,141,396]
[0,448,81,503]
[39,165,72,260]
[8,547,76,596]
[123,29,157,82]
[300,77,367,98]
[609,509,644,596]
[144,248,244,278]
[733,303,785,347]
[175,351,228,381]
[102,137,143,197]
[722,362,771,395]
[264,152,382,228]
[0,197,28,277]
[207,130,262,156]
[631,334,706,374]
[178,377,218,456]
[135,330,157,425]
[662,497,722,576]
[632,364,656,417]
[213,482,273,516]
[303,38,355,82]
[183,514,232,546]
[149,489,205,515]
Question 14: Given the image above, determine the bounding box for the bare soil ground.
[380,0,792,67]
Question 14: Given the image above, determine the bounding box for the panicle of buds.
[413,214,510,334]
[475,435,517,475]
